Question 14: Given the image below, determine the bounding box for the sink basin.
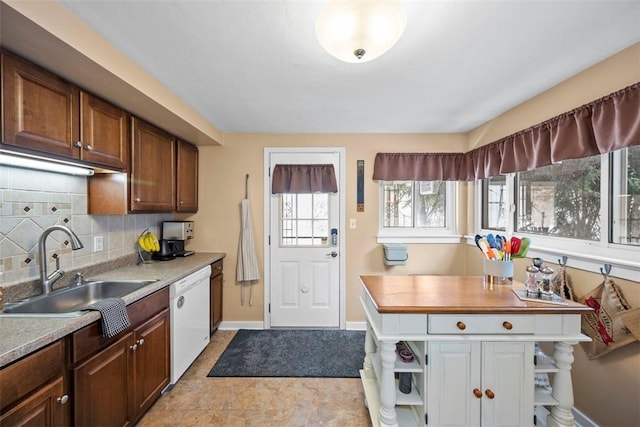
[1,280,157,317]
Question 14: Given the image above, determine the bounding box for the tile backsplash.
[0,165,172,286]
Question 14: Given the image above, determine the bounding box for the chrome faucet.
[38,225,84,294]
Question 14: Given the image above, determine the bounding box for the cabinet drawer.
[71,287,169,363]
[0,340,64,410]
[211,259,223,277]
[428,315,534,334]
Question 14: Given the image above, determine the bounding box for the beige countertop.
[360,274,592,314]
[0,252,225,368]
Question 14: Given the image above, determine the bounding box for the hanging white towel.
[237,198,260,305]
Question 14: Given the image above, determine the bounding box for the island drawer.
[428,314,535,334]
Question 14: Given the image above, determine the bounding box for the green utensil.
[513,237,531,258]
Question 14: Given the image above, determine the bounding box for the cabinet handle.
[473,388,482,398]
[74,141,83,148]
[57,395,69,404]
[137,338,145,346]
[130,343,138,351]
[134,197,141,203]
[179,200,184,205]
[84,144,94,151]
[456,321,466,330]
[502,321,513,330]
[485,389,495,399]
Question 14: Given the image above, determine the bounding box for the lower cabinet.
[71,288,170,426]
[0,341,70,427]
[428,341,534,426]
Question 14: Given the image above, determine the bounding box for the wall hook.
[557,255,568,267]
[600,263,612,279]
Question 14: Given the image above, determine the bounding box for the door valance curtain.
[373,82,640,181]
[271,164,338,194]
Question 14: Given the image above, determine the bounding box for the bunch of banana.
[138,229,160,252]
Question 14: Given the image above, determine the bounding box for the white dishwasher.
[170,265,211,384]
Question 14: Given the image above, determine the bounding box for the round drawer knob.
[179,200,184,205]
[57,395,69,404]
[473,388,482,398]
[485,389,495,399]
[130,343,138,351]
[84,144,94,151]
[74,141,83,148]
[134,197,141,203]
[502,321,513,330]
[456,321,466,330]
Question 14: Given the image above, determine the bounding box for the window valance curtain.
[373,82,640,181]
[271,164,338,194]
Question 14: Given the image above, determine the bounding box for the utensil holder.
[483,259,513,287]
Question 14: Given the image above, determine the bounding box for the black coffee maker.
[153,221,195,261]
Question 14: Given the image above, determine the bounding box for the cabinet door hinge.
[268,303,271,313]
[534,414,537,425]
[268,166,271,177]
[425,413,428,424]
[425,354,428,365]
[534,354,538,366]
[268,235,271,245]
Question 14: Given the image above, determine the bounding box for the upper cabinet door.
[80,92,128,171]
[130,117,175,212]
[176,140,198,212]
[1,51,80,158]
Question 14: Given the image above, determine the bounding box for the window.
[280,193,329,246]
[516,156,601,240]
[481,175,507,231]
[477,146,640,281]
[612,145,640,245]
[379,180,458,243]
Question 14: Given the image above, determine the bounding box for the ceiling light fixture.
[0,151,95,176]
[316,0,407,63]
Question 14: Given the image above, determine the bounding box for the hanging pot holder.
[578,278,637,359]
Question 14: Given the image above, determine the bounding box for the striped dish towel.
[85,298,131,338]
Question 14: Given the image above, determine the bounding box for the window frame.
[474,152,640,282]
[378,180,460,244]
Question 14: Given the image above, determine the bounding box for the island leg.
[364,323,375,372]
[547,341,578,427]
[379,340,398,427]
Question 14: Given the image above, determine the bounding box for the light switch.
[94,235,103,252]
[350,218,357,229]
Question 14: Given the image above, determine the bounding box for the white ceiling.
[58,0,640,134]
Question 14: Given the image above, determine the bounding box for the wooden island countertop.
[359,275,591,315]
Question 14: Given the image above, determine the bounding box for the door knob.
[326,251,338,258]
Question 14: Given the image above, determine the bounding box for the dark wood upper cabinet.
[80,92,129,170]
[1,51,80,158]
[2,50,129,171]
[130,117,176,212]
[176,140,198,212]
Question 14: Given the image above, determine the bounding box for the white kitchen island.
[359,275,592,427]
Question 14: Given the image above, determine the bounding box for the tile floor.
[137,330,372,427]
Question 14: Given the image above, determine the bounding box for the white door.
[266,149,343,328]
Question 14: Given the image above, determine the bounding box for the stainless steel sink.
[1,280,157,317]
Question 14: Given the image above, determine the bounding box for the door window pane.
[280,193,329,246]
[612,145,640,246]
[516,156,601,240]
